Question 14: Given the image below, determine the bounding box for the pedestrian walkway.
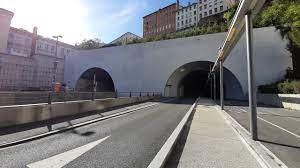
[166,98,264,168]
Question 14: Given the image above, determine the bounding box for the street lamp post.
[52,35,63,57]
[52,35,62,91]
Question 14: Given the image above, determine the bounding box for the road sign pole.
[245,12,258,140]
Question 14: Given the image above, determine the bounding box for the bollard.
[92,92,95,101]
[48,92,52,104]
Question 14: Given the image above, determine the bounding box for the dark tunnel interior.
[76,68,115,92]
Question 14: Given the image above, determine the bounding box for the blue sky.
[0,0,193,44]
[85,0,193,43]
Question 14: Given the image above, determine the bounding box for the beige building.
[0,8,14,54]
[0,8,77,91]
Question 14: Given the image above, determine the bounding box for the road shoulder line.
[216,106,288,168]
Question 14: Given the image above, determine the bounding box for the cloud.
[113,1,147,25]
[0,0,90,44]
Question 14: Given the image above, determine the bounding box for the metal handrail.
[211,0,266,72]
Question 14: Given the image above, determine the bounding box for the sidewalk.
[166,98,264,168]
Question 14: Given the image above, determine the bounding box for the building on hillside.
[176,2,198,31]
[143,1,180,38]
[176,0,231,30]
[225,0,240,6]
[109,32,141,45]
[197,0,230,26]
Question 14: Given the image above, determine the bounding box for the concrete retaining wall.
[257,94,300,110]
[0,96,158,128]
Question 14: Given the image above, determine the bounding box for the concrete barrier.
[0,96,159,128]
[257,94,300,110]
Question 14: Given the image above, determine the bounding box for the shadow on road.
[164,108,196,168]
[259,139,300,149]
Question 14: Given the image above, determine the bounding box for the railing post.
[220,61,224,110]
[48,92,52,104]
[129,91,132,97]
[246,12,258,141]
[140,92,142,97]
[213,73,216,101]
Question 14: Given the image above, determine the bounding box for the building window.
[177,22,180,27]
[215,8,218,13]
[209,10,212,15]
[199,13,202,18]
[199,0,202,3]
[194,5,196,9]
[194,11,196,15]
[204,12,207,17]
[181,15,184,19]
[185,20,188,24]
[182,20,184,25]
[220,5,223,11]
[204,4,207,9]
[194,17,197,21]
[199,6,202,11]
[178,16,180,20]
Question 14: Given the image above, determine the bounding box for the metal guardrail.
[0,91,162,106]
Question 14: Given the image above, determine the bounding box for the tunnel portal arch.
[165,61,245,99]
[75,67,115,92]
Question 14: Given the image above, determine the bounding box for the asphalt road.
[0,98,194,168]
[224,101,300,168]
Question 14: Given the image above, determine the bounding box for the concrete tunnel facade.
[65,27,292,100]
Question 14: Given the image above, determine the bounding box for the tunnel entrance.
[180,70,211,98]
[75,68,115,92]
[165,61,244,100]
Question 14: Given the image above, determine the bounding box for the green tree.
[223,4,238,25]
[76,38,104,50]
[257,0,300,47]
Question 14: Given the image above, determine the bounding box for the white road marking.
[218,106,288,168]
[258,117,300,139]
[235,107,300,139]
[26,136,110,168]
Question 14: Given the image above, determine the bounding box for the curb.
[147,98,199,168]
[215,105,288,168]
